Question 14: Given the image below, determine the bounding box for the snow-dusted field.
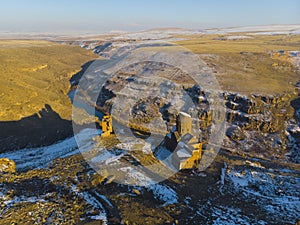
[0,129,99,171]
[223,163,300,224]
[205,24,300,35]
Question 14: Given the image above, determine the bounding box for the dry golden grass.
[0,40,55,48]
[175,34,300,54]
[0,40,97,121]
[174,34,300,95]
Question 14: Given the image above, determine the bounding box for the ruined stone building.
[157,112,203,170]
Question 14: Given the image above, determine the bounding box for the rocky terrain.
[71,37,300,164]
[1,139,299,224]
[1,27,300,224]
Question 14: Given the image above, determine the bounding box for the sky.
[0,0,299,33]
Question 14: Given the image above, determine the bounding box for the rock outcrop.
[70,43,300,163]
[222,92,298,160]
[0,158,16,173]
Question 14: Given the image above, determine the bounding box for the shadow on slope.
[69,60,96,87]
[0,104,73,153]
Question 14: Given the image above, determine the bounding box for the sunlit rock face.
[0,158,16,173]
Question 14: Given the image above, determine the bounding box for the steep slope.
[0,40,97,151]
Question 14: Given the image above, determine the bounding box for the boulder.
[226,125,246,141]
[0,158,16,173]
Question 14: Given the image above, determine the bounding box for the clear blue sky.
[0,0,299,33]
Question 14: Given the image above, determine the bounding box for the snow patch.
[119,166,152,186]
[227,35,252,40]
[118,166,178,205]
[226,166,300,222]
[94,192,113,207]
[82,192,107,223]
[0,129,98,171]
[147,184,178,206]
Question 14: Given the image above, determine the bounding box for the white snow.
[287,124,300,134]
[0,129,98,170]
[228,170,249,187]
[119,166,152,186]
[113,29,203,41]
[2,195,47,207]
[176,148,192,158]
[118,166,178,205]
[147,184,178,206]
[94,191,113,207]
[239,25,300,35]
[226,35,252,40]
[220,162,227,186]
[249,30,300,35]
[142,142,152,154]
[206,25,300,35]
[90,150,118,165]
[115,139,148,153]
[82,192,107,223]
[226,166,300,221]
[70,184,107,223]
[211,206,267,225]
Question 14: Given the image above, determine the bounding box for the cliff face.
[69,41,300,165]
[70,56,298,164]
[91,76,300,163]
[182,85,299,162]
[287,97,300,163]
[223,92,297,160]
